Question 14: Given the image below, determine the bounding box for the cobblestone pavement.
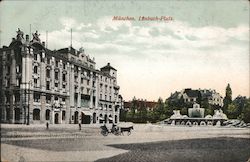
[1,124,250,162]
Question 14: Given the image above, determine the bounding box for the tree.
[223,83,232,113]
[227,103,237,119]
[240,98,250,123]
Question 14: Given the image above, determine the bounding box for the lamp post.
[21,80,32,125]
[26,80,32,125]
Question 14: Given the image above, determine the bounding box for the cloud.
[39,16,249,100]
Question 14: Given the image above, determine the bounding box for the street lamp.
[26,80,32,125]
[21,80,32,125]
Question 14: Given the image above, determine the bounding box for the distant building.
[0,29,122,124]
[169,88,223,107]
[199,89,224,107]
[124,99,157,112]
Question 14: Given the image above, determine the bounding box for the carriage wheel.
[101,130,108,136]
[114,130,121,136]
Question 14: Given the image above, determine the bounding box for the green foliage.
[240,98,250,123]
[223,83,232,112]
[121,93,250,124]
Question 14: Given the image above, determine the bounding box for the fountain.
[166,103,228,126]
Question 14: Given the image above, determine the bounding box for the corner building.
[0,30,122,124]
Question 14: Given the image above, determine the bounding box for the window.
[33,109,40,120]
[55,83,58,87]
[81,78,83,84]
[34,66,38,74]
[109,96,111,101]
[15,93,20,102]
[45,109,50,120]
[87,80,89,85]
[105,95,107,100]
[46,81,50,90]
[63,74,66,82]
[100,94,102,99]
[34,53,37,60]
[34,79,38,87]
[63,84,66,89]
[46,95,51,104]
[55,60,59,67]
[46,69,50,78]
[62,110,66,120]
[47,58,50,64]
[55,71,59,80]
[34,93,40,102]
[62,98,66,102]
[63,63,66,69]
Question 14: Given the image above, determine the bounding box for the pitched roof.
[184,89,200,98]
[101,63,117,71]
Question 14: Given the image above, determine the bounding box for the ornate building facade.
[0,29,122,124]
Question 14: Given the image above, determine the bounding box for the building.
[124,99,157,112]
[199,89,224,107]
[168,88,223,107]
[0,29,122,124]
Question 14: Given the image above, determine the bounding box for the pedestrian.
[79,123,81,130]
[46,122,49,130]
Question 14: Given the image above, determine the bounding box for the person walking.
[79,123,81,131]
[46,122,49,130]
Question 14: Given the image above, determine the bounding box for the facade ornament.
[32,30,41,42]
[16,28,24,41]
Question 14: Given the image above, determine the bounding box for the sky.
[0,0,249,101]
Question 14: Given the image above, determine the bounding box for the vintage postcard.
[0,0,249,162]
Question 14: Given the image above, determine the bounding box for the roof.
[184,89,200,98]
[57,46,79,56]
[101,63,117,71]
[124,100,157,109]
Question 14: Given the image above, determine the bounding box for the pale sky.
[0,0,249,101]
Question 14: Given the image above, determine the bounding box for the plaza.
[1,124,250,162]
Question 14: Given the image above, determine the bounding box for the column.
[40,93,46,123]
[89,71,93,109]
[65,97,70,124]
[50,95,54,124]
[9,50,16,123]
[40,52,46,91]
[95,76,99,109]
[69,65,74,107]
[51,57,55,93]
[59,109,62,124]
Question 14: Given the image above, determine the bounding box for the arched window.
[45,109,50,120]
[34,66,38,74]
[33,109,40,120]
[62,110,66,120]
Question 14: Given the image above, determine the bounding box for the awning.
[99,117,104,120]
[81,111,92,116]
[109,117,113,120]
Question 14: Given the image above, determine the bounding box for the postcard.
[0,0,249,162]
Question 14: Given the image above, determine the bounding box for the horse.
[120,126,134,136]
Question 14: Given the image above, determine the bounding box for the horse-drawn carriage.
[100,123,134,136]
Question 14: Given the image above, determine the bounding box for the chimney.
[107,63,110,66]
[25,34,29,42]
[12,38,15,42]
